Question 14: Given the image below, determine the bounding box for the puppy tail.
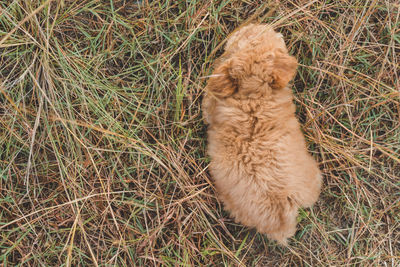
[264,198,299,246]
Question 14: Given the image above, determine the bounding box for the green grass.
[0,0,399,266]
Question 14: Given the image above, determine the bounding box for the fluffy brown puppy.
[202,24,322,245]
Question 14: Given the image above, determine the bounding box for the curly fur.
[202,24,322,245]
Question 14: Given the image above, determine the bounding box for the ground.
[0,0,399,266]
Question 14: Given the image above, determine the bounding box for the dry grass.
[0,0,399,266]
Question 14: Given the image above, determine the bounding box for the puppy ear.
[206,59,238,97]
[271,52,298,89]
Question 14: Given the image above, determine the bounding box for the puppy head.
[206,24,297,98]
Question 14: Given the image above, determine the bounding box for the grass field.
[0,0,399,266]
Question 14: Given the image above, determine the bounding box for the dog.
[202,23,322,245]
